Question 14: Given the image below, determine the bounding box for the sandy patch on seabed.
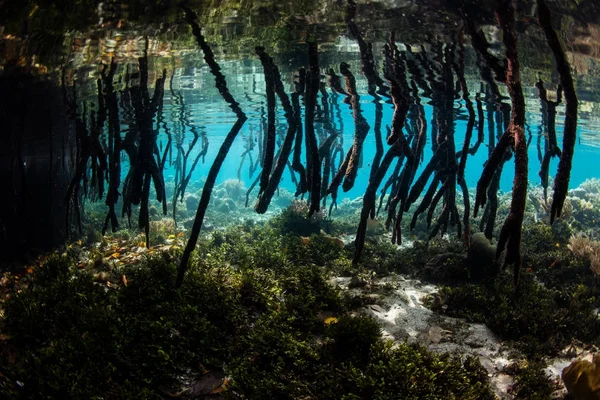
[332,275,577,399]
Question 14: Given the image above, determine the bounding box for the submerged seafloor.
[2,0,600,399]
[2,176,600,398]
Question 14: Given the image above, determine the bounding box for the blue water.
[150,60,599,213]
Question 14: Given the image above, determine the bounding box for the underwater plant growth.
[0,226,495,399]
[2,0,600,398]
[0,0,584,283]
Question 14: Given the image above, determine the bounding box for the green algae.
[426,222,600,359]
[426,274,600,357]
[0,224,494,399]
[506,360,557,400]
[423,222,600,399]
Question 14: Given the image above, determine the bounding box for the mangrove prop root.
[355,34,415,255]
[326,68,348,99]
[257,108,265,171]
[396,40,461,245]
[121,58,167,248]
[182,7,245,119]
[370,97,384,183]
[254,47,297,213]
[354,142,403,263]
[458,176,471,247]
[318,83,335,206]
[410,173,440,231]
[494,0,528,284]
[478,84,505,236]
[257,47,276,197]
[102,59,121,235]
[318,132,339,161]
[324,69,351,205]
[405,45,432,97]
[320,88,340,207]
[537,0,578,224]
[64,71,111,236]
[383,41,410,146]
[380,36,417,244]
[326,149,351,211]
[455,33,477,181]
[178,117,246,287]
[473,128,511,216]
[536,78,562,200]
[245,174,261,208]
[378,151,403,217]
[177,6,247,288]
[64,89,101,236]
[291,68,307,196]
[340,62,370,192]
[481,164,504,240]
[426,178,447,229]
[469,91,484,155]
[406,143,444,208]
[410,80,427,166]
[305,42,322,217]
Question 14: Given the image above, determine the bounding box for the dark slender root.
[473,129,511,216]
[340,62,370,192]
[305,42,322,217]
[102,59,121,235]
[458,176,471,247]
[493,0,528,284]
[254,47,297,213]
[410,173,440,230]
[177,6,247,288]
[257,47,276,197]
[536,79,562,200]
[354,142,403,263]
[454,32,476,180]
[537,0,578,224]
[469,91,484,155]
[291,69,307,196]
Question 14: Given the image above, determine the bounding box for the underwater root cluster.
[175,0,579,287]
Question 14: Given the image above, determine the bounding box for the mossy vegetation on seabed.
[506,360,558,400]
[425,222,600,398]
[0,224,494,399]
[427,222,600,359]
[426,273,600,357]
